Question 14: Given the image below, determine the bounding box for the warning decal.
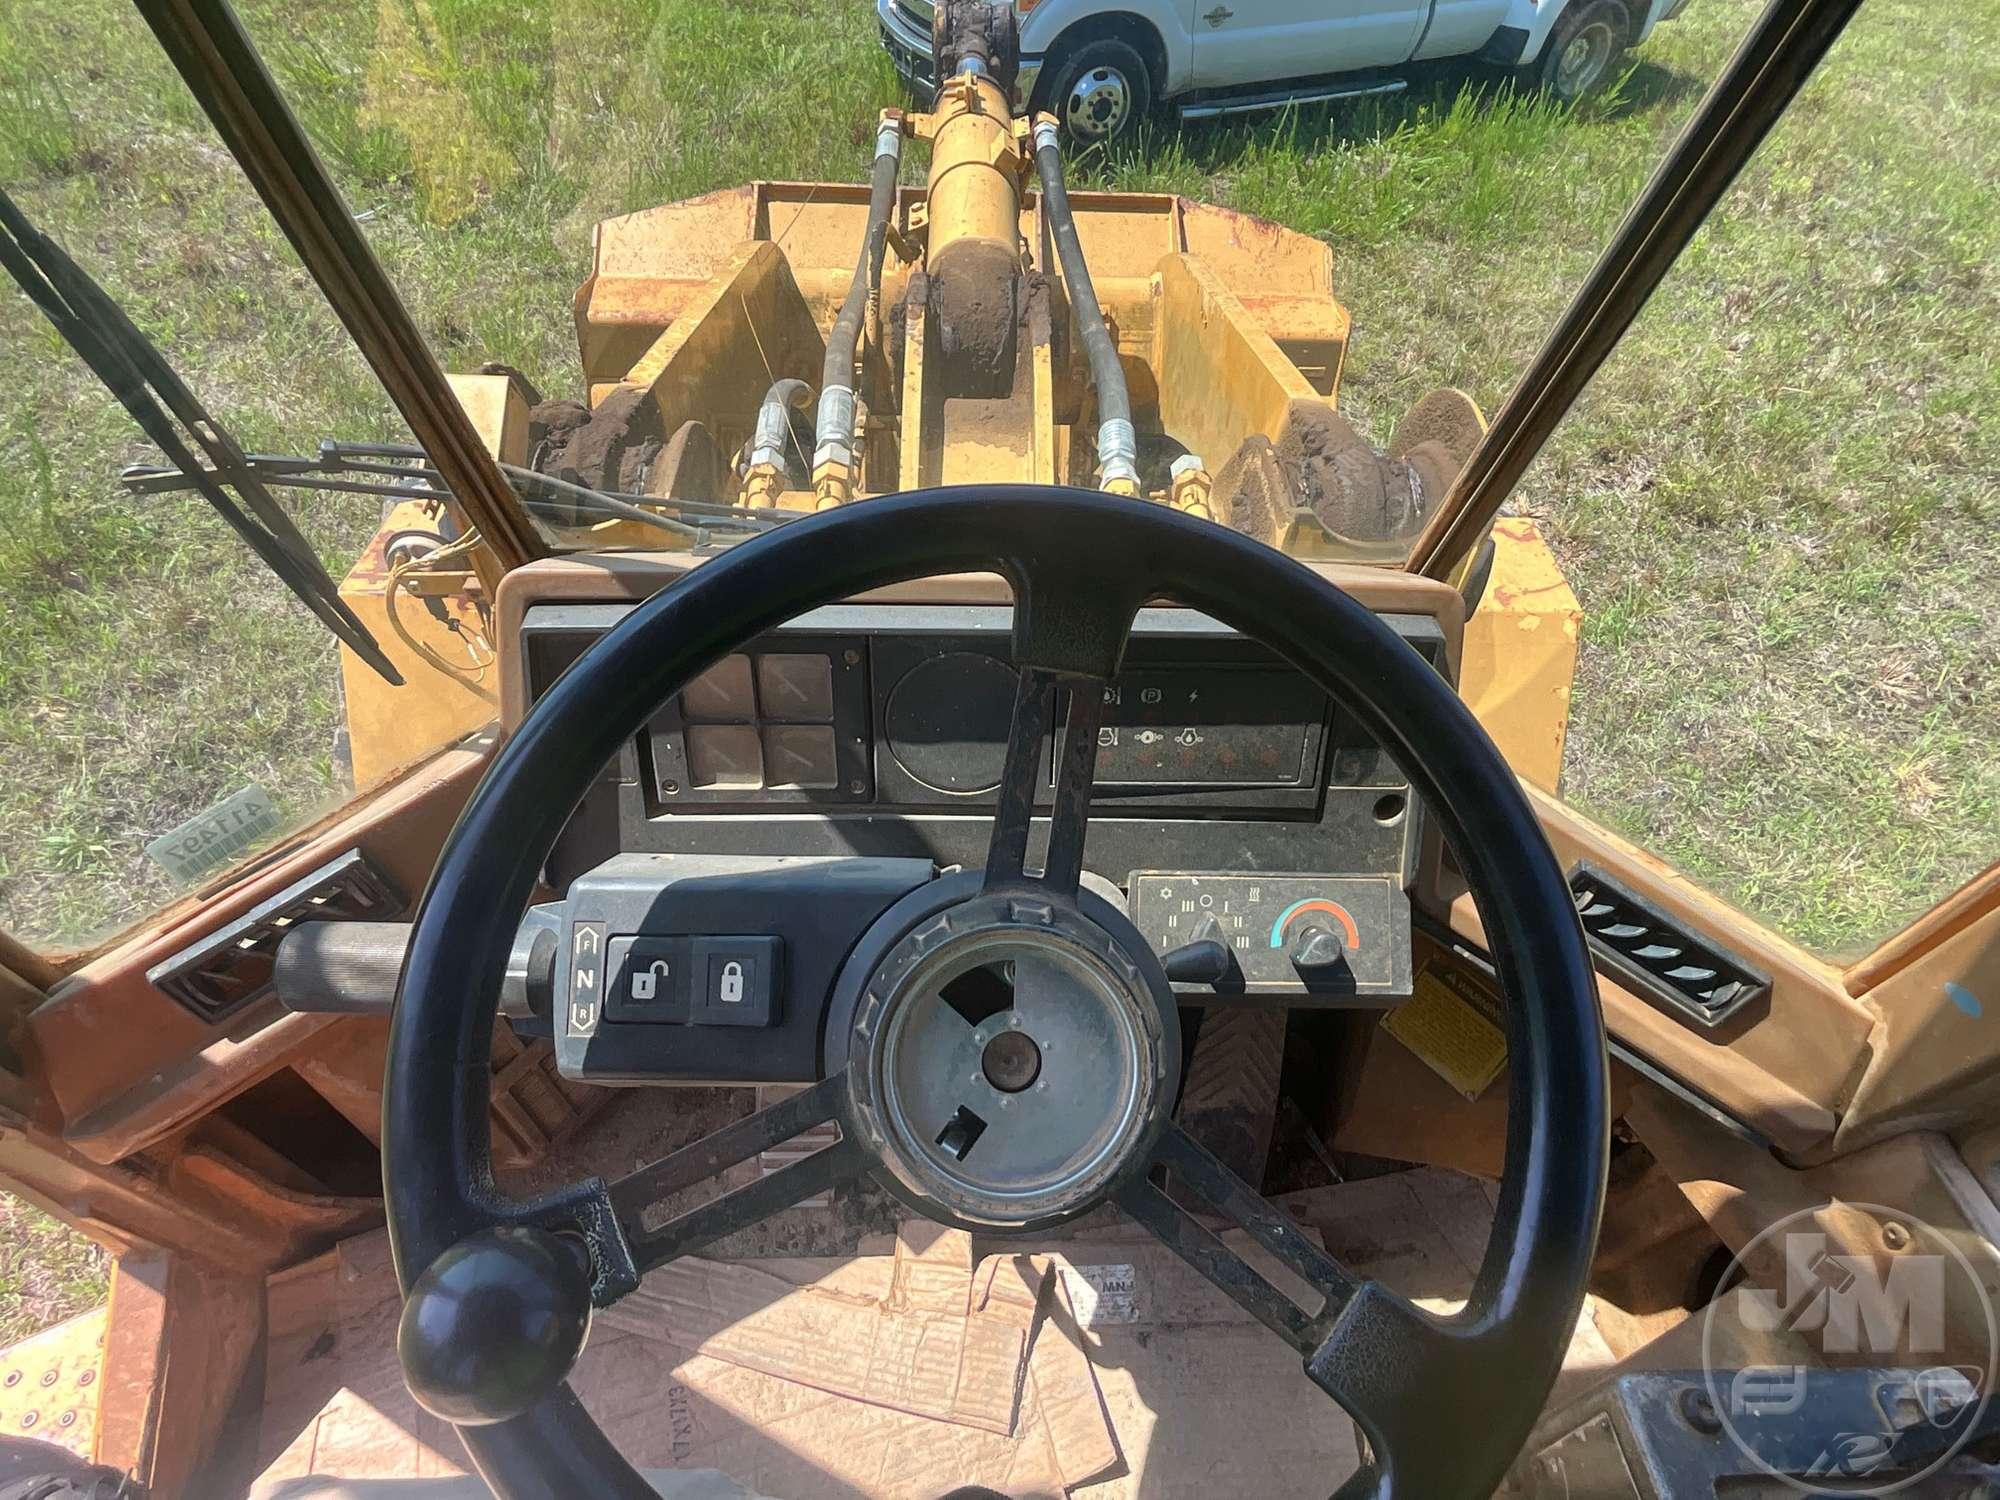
[1381,961,1507,1101]
[1058,1263,1140,1327]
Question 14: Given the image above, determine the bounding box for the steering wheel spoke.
[614,1132,867,1278]
[1314,1283,1495,1499]
[983,568,1140,895]
[1120,1122,1538,1500]
[597,1072,862,1282]
[1114,1123,1359,1352]
[982,666,1107,894]
[1008,558,1144,684]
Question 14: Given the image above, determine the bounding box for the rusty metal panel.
[576,185,762,385]
[1180,200,1334,296]
[1236,293,1351,397]
[759,184,902,325]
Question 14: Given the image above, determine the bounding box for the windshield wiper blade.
[0,187,403,685]
[316,440,795,533]
[120,442,796,544]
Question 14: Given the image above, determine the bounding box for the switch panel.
[554,854,935,1084]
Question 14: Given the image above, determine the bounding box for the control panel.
[555,853,935,1084]
[1092,668,1324,789]
[1129,871,1413,1003]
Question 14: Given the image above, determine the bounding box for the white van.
[878,0,1693,142]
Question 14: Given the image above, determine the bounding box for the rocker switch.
[693,937,781,1028]
[606,937,689,1023]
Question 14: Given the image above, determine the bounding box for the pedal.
[1175,1007,1287,1186]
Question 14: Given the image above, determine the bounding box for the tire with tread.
[1041,36,1155,146]
[1532,0,1631,101]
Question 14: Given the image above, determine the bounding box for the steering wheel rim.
[385,485,1608,1499]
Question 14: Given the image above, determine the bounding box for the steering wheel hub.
[845,888,1179,1228]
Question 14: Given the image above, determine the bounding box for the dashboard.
[514,590,1447,1053]
[524,603,1438,887]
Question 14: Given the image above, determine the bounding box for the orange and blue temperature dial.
[1130,872,1412,1001]
[1268,897,1360,952]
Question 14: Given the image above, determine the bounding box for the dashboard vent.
[1568,863,1770,1031]
[148,849,405,1026]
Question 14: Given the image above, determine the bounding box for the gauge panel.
[520,602,1444,900]
[643,613,1352,816]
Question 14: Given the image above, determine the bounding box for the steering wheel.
[384,486,1607,1499]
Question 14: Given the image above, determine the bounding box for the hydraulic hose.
[815,115,904,481]
[1031,117,1138,492]
[748,376,813,483]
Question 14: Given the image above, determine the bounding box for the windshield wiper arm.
[0,187,403,685]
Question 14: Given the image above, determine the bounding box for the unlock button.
[606,937,689,1023]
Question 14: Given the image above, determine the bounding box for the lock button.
[605,937,689,1023]
[692,937,781,1028]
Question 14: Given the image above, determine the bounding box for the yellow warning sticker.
[1382,963,1507,1101]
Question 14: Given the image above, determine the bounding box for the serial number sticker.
[1059,1262,1140,1326]
[144,783,285,885]
[1381,962,1507,1101]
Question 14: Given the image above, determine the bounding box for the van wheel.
[1534,0,1629,101]
[1043,38,1154,145]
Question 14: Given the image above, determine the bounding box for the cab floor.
[244,1164,1628,1499]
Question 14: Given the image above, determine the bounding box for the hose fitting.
[1169,452,1214,519]
[811,385,858,473]
[1098,418,1141,495]
[749,378,811,471]
[746,377,812,507]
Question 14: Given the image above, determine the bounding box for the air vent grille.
[1568,863,1770,1031]
[148,849,405,1025]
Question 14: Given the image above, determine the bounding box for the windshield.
[2,0,1992,963]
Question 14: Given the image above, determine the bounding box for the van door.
[1190,0,1431,90]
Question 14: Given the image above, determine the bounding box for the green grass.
[0,0,1992,969]
[0,1193,108,1344]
